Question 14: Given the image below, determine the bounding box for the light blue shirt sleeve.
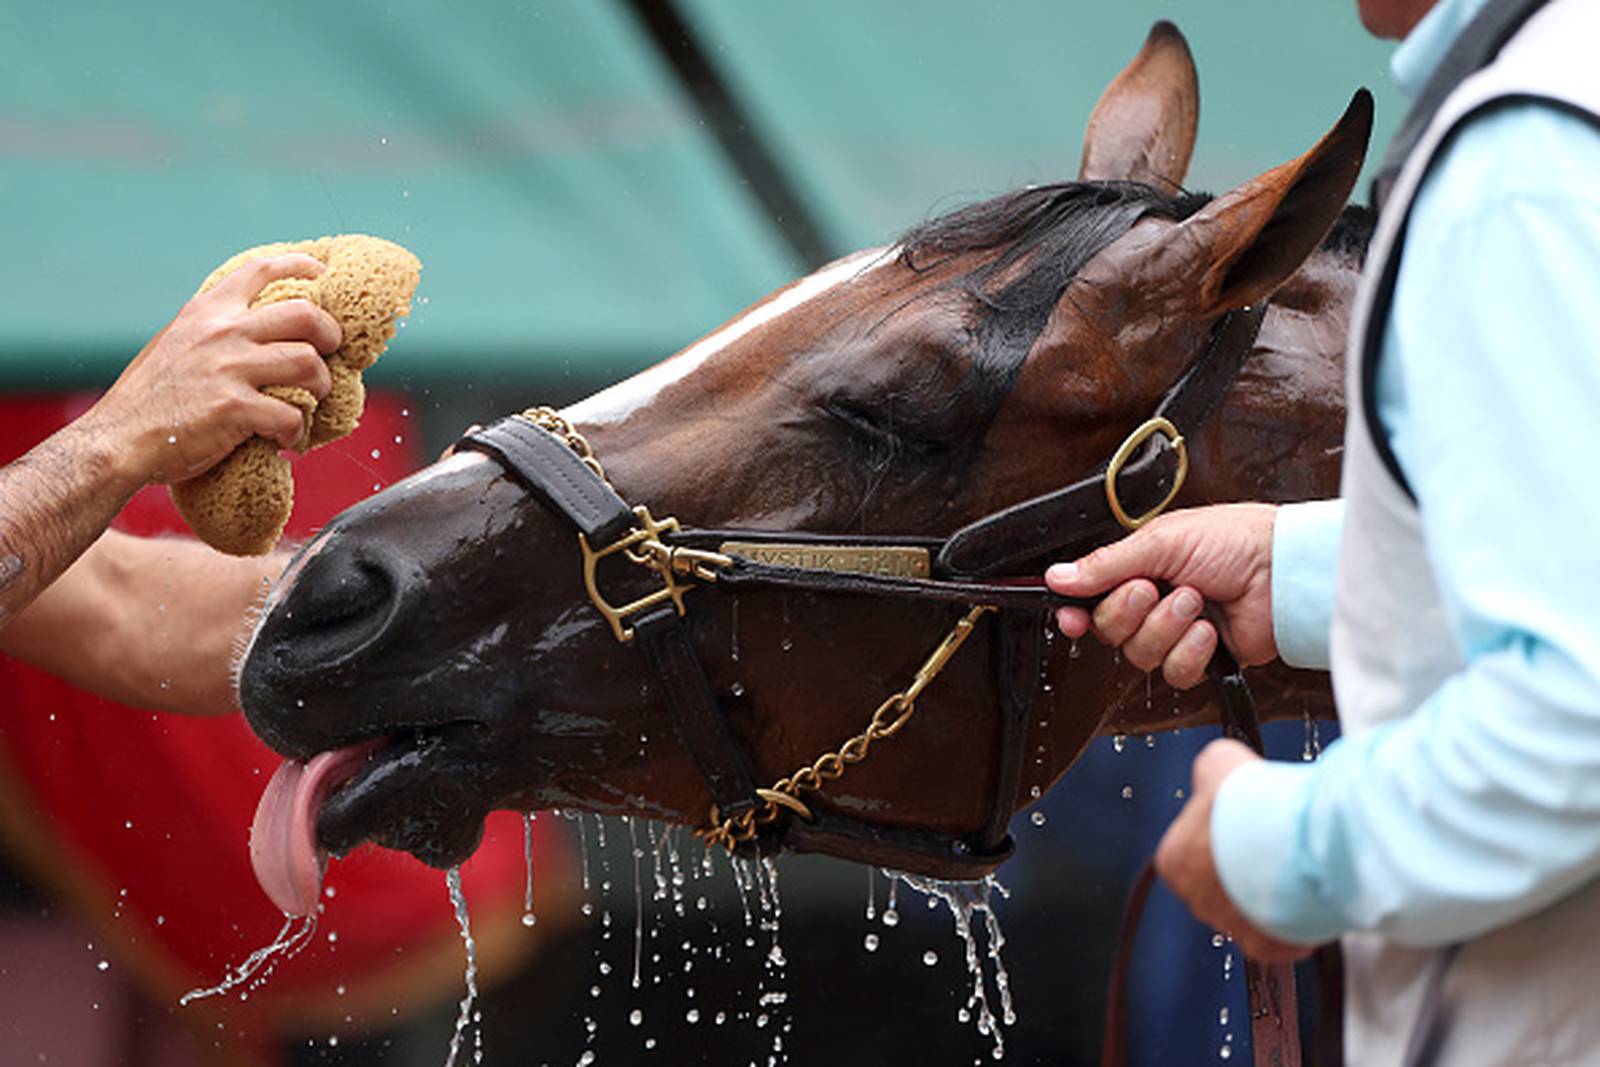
[1213,102,1600,946]
[1269,500,1344,671]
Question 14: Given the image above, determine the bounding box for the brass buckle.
[580,506,693,643]
[1105,416,1187,530]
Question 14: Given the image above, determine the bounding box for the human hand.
[1156,739,1311,963]
[1044,503,1278,688]
[81,254,341,487]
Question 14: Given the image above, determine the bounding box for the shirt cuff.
[1212,757,1346,944]
[1270,499,1344,670]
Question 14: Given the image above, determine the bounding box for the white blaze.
[563,247,894,427]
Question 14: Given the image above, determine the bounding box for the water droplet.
[1174,788,1187,800]
[715,1011,727,1026]
[1219,1007,1230,1025]
[1112,734,1127,752]
[729,682,745,698]
[923,950,938,966]
[166,435,177,445]
[882,909,900,928]
[779,638,793,653]
[1029,785,1041,800]
[1030,811,1046,827]
[521,913,536,927]
[1121,785,1134,800]
[1212,933,1226,948]
[590,985,600,998]
[629,1009,643,1027]
[370,449,381,460]
[1220,1045,1233,1060]
[863,933,879,952]
[96,960,109,972]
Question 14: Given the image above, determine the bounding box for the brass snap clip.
[580,506,696,643]
[1105,416,1187,530]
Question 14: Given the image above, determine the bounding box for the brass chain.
[695,604,994,853]
[511,404,995,854]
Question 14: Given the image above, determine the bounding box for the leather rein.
[456,303,1269,882]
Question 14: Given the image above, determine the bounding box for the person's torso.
[1330,0,1600,1061]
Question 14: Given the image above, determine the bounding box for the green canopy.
[0,1,1398,390]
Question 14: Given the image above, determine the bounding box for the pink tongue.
[250,742,381,916]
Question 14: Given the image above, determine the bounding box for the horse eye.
[825,398,895,440]
[824,397,946,456]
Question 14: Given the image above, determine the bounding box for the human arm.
[0,254,336,628]
[0,529,288,715]
[1184,105,1600,947]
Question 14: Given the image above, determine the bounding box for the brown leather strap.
[976,609,1043,855]
[938,304,1268,578]
[1101,860,1158,1067]
[1247,959,1303,1067]
[711,555,1095,612]
[632,604,759,821]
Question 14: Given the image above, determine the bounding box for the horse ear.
[1162,89,1373,314]
[1078,21,1200,190]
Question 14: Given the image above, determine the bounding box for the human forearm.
[1,530,288,714]
[1214,640,1600,946]
[0,416,145,626]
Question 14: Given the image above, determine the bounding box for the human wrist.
[62,401,154,501]
[1269,499,1344,671]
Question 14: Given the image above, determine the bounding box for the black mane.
[896,182,1372,421]
[899,181,1209,419]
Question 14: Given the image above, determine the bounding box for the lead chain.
[697,604,994,852]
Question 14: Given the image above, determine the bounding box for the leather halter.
[456,303,1267,881]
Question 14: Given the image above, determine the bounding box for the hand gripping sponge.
[170,235,421,555]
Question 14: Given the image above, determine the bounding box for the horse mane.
[897,181,1210,423]
[896,183,1374,423]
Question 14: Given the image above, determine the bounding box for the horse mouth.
[249,722,491,915]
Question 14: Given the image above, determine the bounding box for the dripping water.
[628,816,644,990]
[522,812,538,927]
[886,872,1016,1061]
[443,867,481,1067]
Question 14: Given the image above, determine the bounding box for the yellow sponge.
[170,235,421,555]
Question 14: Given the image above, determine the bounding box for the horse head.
[239,24,1371,890]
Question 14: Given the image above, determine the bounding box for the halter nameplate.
[718,541,930,579]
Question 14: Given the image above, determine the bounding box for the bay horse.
[239,23,1370,909]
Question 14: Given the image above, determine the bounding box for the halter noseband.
[456,304,1267,880]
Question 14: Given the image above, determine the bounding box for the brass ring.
[1105,417,1187,530]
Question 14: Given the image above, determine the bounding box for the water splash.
[887,872,1016,1060]
[179,913,317,1005]
[444,867,481,1067]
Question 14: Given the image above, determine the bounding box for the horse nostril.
[269,546,401,668]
